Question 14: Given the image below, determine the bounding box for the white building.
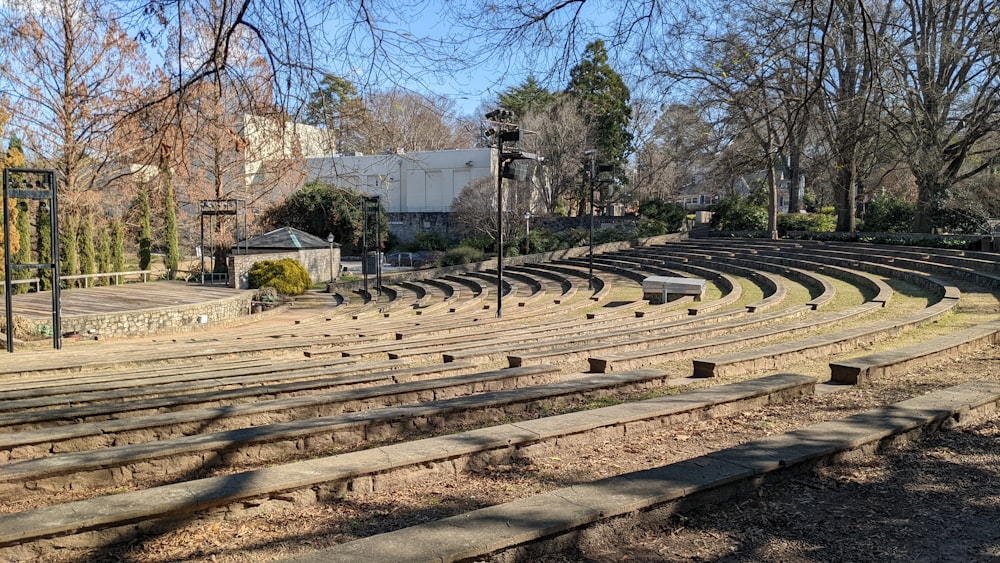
[242,116,333,189]
[305,148,492,213]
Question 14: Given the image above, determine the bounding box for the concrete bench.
[0,358,425,431]
[691,297,959,378]
[588,302,880,374]
[642,276,707,304]
[0,374,815,554]
[830,321,1000,384]
[0,364,562,481]
[513,305,812,371]
[288,379,1000,563]
[655,242,896,306]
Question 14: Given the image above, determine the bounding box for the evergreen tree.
[566,40,633,172]
[138,190,152,271]
[80,216,97,283]
[111,218,126,283]
[304,73,359,126]
[36,204,52,291]
[163,172,179,279]
[261,180,385,255]
[60,214,80,288]
[303,73,365,153]
[98,222,112,278]
[12,200,32,293]
[497,76,557,118]
[3,137,26,289]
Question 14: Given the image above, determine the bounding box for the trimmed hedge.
[247,258,312,295]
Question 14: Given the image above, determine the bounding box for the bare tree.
[633,102,716,204]
[880,0,1000,232]
[804,0,891,231]
[520,96,591,215]
[0,0,147,217]
[451,175,531,245]
[354,90,476,154]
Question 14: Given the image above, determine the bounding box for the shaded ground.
[538,414,1000,563]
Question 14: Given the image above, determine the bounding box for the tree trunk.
[834,163,857,232]
[787,122,807,214]
[767,159,779,239]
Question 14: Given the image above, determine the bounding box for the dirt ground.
[48,342,997,563]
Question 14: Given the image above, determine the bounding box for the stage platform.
[1,282,254,341]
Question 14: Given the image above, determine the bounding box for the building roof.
[238,227,338,250]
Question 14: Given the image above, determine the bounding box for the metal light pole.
[326,233,335,283]
[584,149,597,290]
[523,210,531,255]
[496,153,504,317]
[485,109,538,318]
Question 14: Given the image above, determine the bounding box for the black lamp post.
[326,233,335,283]
[584,150,597,290]
[486,109,537,318]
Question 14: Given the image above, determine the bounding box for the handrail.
[1,270,155,293]
[60,270,153,288]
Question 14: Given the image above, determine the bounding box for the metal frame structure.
[199,199,245,284]
[2,168,61,352]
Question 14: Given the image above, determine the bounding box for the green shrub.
[863,195,914,232]
[638,200,685,232]
[711,194,768,231]
[409,231,448,251]
[441,246,484,266]
[247,258,312,295]
[777,212,836,236]
[931,207,989,234]
[636,218,669,237]
[458,234,495,252]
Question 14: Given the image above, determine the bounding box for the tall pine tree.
[12,201,31,293]
[60,214,80,288]
[36,204,52,290]
[3,136,26,290]
[567,40,633,173]
[498,76,557,118]
[98,222,112,278]
[111,218,126,283]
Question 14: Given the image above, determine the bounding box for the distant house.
[228,227,340,290]
[731,161,804,214]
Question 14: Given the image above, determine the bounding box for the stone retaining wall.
[58,291,256,340]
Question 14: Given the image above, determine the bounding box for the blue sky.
[318,0,633,118]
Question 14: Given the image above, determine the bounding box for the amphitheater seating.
[1,235,998,561]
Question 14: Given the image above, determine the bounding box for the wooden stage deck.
[1,282,243,319]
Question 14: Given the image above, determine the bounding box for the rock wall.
[57,291,256,340]
[229,248,341,289]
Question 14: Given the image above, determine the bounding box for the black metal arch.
[2,168,61,352]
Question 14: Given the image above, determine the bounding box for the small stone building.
[228,227,341,290]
